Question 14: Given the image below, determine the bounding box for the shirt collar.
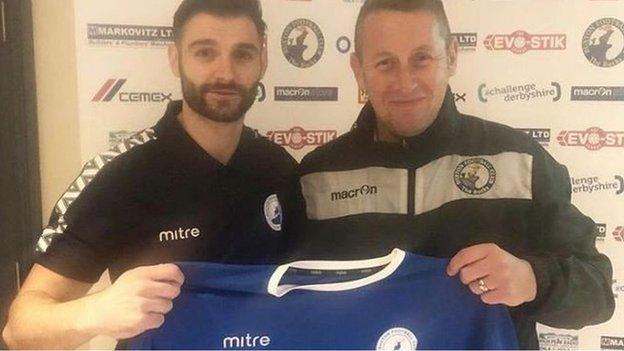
[155,100,258,173]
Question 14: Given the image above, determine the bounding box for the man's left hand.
[446,243,537,307]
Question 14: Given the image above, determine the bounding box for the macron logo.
[223,334,271,349]
[159,227,200,242]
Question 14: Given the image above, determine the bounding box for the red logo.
[557,127,624,151]
[484,31,566,54]
[614,226,624,242]
[267,127,337,150]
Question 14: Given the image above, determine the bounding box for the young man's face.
[169,13,267,123]
[351,10,458,141]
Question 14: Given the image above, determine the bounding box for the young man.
[290,0,615,348]
[2,0,296,348]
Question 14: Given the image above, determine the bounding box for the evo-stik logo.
[331,185,378,201]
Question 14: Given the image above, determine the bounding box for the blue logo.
[336,36,351,53]
[264,194,283,232]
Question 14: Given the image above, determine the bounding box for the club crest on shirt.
[453,158,497,195]
[264,194,283,232]
[376,327,418,350]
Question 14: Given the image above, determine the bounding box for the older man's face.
[351,10,458,141]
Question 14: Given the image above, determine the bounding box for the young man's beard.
[180,68,259,123]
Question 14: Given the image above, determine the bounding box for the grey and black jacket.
[286,88,615,349]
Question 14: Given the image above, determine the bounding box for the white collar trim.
[267,248,406,297]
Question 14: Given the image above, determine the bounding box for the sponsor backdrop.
[73,0,623,349]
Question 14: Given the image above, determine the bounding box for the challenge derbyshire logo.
[582,18,624,68]
[267,127,337,150]
[92,79,173,103]
[570,175,623,195]
[281,19,325,68]
[454,158,496,195]
[557,127,624,150]
[478,82,561,103]
[376,328,418,350]
[538,333,579,351]
[484,30,566,54]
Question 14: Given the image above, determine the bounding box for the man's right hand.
[83,263,185,340]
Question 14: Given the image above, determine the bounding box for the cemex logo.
[614,226,624,242]
[571,86,624,101]
[92,79,172,103]
[601,336,624,350]
[557,127,624,150]
[484,31,566,54]
[516,128,551,146]
[267,127,337,150]
[451,33,478,52]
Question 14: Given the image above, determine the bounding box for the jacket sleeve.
[518,146,615,328]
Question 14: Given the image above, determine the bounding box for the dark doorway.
[0,0,41,343]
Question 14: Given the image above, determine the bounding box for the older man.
[290,0,615,348]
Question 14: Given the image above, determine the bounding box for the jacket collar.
[352,87,460,153]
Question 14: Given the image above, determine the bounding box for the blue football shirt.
[128,249,518,350]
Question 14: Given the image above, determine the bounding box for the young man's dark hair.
[354,0,452,57]
[173,0,267,42]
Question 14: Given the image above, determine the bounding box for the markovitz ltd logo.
[601,336,624,350]
[516,128,551,146]
[451,33,478,52]
[87,24,173,47]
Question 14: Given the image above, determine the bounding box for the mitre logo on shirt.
[158,227,201,242]
[222,333,271,349]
